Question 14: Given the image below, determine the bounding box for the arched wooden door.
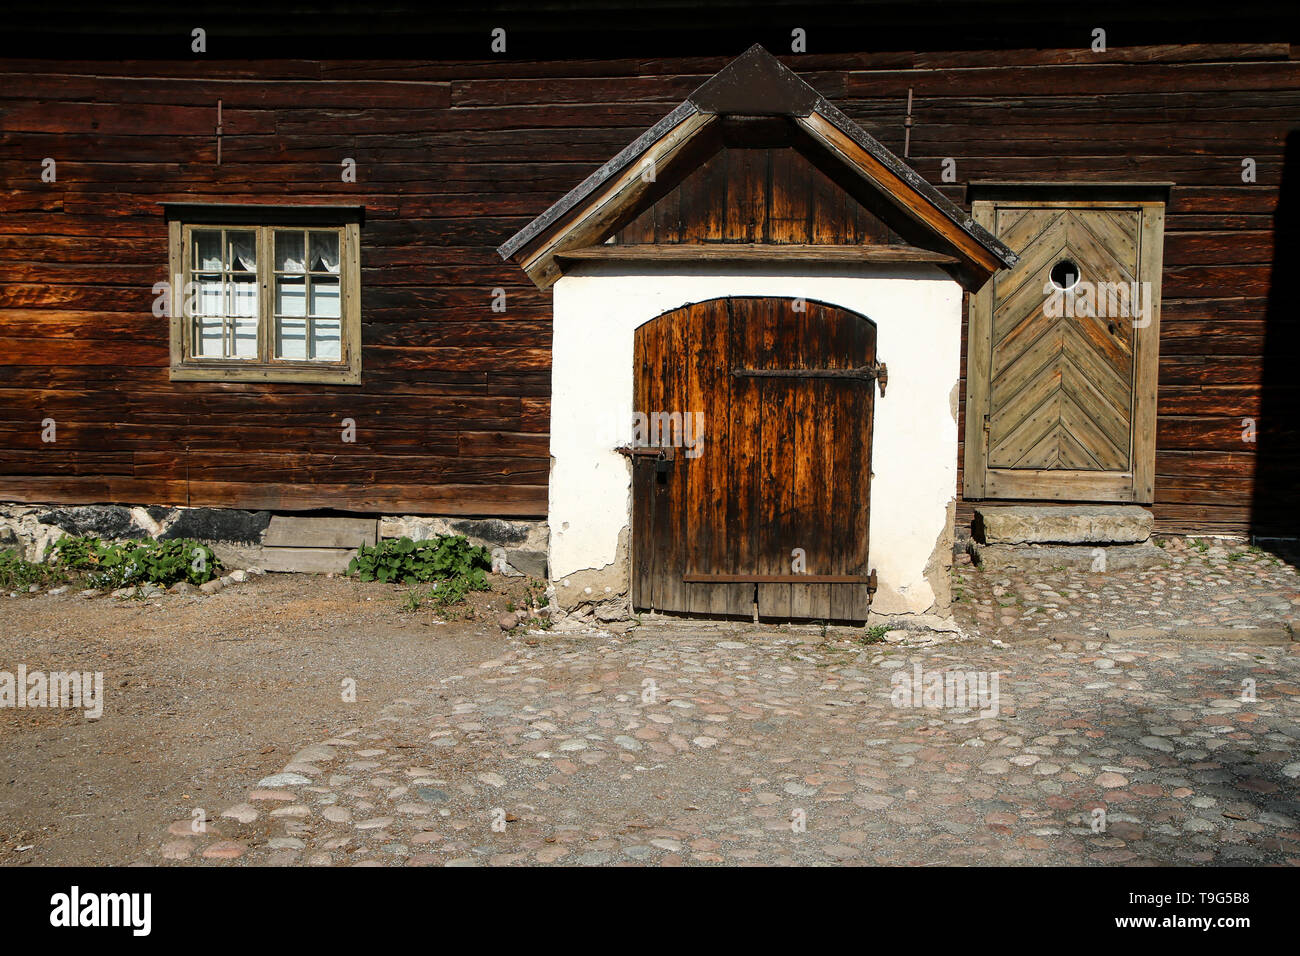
[630,296,879,622]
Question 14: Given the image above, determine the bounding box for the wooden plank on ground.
[262,515,379,548]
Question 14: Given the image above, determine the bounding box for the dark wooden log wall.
[1,42,1296,532]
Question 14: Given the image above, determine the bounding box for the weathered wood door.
[631,296,877,622]
[964,200,1165,502]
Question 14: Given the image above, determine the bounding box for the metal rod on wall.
[904,87,913,159]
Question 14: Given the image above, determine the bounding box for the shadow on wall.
[1253,129,1300,540]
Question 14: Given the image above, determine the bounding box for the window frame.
[165,205,363,385]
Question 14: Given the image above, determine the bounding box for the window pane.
[194,316,224,357]
[276,317,307,360]
[275,275,306,317]
[193,231,222,271]
[309,231,340,273]
[228,230,256,272]
[311,319,341,361]
[194,275,224,316]
[309,277,340,318]
[232,316,258,359]
[275,231,305,272]
[178,220,352,375]
[228,277,258,320]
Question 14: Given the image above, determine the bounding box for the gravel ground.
[0,574,523,866]
[2,537,1298,867]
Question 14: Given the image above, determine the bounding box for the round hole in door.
[1049,259,1081,291]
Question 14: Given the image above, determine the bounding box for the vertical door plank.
[631,320,655,609]
[789,301,824,619]
[756,299,796,619]
[728,298,763,616]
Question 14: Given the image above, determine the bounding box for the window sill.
[170,363,361,385]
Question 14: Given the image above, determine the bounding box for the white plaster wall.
[548,261,963,615]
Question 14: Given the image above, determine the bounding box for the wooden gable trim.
[794,111,1008,284]
[512,109,717,290]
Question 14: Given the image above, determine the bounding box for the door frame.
[963,192,1166,504]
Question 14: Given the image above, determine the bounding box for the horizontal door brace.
[731,362,888,396]
[684,572,876,585]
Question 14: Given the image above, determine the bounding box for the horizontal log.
[0,476,548,516]
[0,74,452,109]
[843,62,1300,99]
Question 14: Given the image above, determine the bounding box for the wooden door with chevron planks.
[964,197,1165,503]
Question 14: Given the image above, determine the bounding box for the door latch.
[616,444,676,479]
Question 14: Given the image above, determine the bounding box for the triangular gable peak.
[498,45,1018,291]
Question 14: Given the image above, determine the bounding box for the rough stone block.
[38,505,147,540]
[379,515,547,553]
[973,505,1154,545]
[160,508,272,544]
[970,541,1169,572]
[505,549,547,578]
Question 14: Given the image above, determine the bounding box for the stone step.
[969,541,1170,572]
[973,505,1153,545]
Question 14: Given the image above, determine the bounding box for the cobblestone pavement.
[954,536,1300,642]
[154,620,1300,866]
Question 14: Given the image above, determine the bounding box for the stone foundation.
[0,504,548,580]
[378,515,548,579]
[0,503,273,562]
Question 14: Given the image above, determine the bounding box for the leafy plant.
[426,574,480,608]
[861,624,890,644]
[524,578,550,609]
[48,535,221,588]
[0,549,65,590]
[348,535,491,588]
[127,539,221,587]
[47,535,103,571]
